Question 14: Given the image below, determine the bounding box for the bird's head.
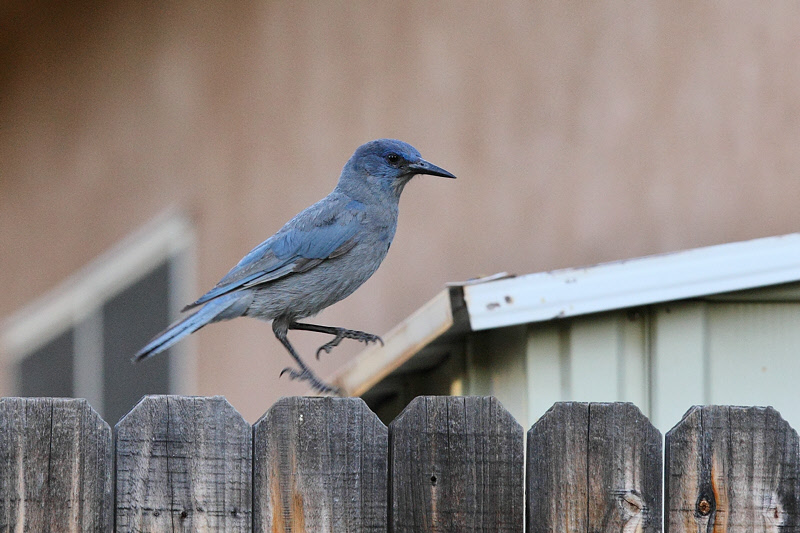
[338,139,456,201]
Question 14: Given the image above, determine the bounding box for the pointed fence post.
[253,396,388,532]
[0,397,113,531]
[527,402,662,532]
[115,395,252,531]
[665,405,800,532]
[389,396,524,532]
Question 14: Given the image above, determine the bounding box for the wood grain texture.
[665,405,800,532]
[528,402,589,533]
[527,402,662,533]
[115,395,252,532]
[0,397,113,531]
[253,396,388,532]
[389,396,524,532]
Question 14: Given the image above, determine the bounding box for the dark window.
[16,260,175,425]
[19,329,75,397]
[103,261,171,425]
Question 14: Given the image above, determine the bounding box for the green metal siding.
[465,282,800,431]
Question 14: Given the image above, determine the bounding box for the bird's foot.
[280,366,341,395]
[315,329,384,359]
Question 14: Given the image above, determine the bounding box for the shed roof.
[334,233,800,396]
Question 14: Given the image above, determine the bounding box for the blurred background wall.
[2,2,799,423]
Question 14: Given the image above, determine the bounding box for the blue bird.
[134,139,456,393]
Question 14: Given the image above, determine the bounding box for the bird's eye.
[386,153,401,164]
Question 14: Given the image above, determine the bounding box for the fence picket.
[665,405,800,532]
[527,402,662,532]
[389,396,524,532]
[253,396,388,532]
[114,395,252,531]
[2,393,800,530]
[0,397,112,531]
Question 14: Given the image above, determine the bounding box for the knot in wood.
[619,490,643,517]
[697,498,711,516]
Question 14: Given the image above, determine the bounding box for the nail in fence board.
[0,397,112,531]
[665,405,800,532]
[389,396,524,532]
[253,396,388,532]
[115,395,252,531]
[527,402,662,532]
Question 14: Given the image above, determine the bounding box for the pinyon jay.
[134,139,456,393]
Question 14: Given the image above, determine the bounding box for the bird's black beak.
[407,159,457,179]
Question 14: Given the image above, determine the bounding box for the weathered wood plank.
[115,395,252,531]
[0,397,113,531]
[527,402,662,532]
[587,403,663,532]
[527,401,589,533]
[253,396,388,532]
[665,405,800,532]
[389,396,524,532]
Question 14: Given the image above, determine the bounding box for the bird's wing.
[183,198,365,310]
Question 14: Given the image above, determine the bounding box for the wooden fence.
[0,396,798,532]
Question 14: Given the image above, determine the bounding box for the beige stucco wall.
[2,2,800,421]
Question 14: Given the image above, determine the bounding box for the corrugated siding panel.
[706,302,800,430]
[523,311,649,426]
[465,326,528,427]
[474,283,800,433]
[525,323,565,426]
[618,310,649,411]
[569,313,620,402]
[650,301,708,431]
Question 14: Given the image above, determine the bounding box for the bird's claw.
[315,330,384,359]
[280,366,302,379]
[315,339,342,359]
[279,366,341,395]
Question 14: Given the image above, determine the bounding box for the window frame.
[1,212,196,414]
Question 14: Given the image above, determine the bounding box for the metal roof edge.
[464,233,800,331]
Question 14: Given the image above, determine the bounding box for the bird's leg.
[272,320,339,394]
[289,321,384,359]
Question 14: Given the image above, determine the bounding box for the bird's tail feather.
[133,293,242,362]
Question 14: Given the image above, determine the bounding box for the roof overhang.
[334,233,800,396]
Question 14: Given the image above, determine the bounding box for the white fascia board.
[464,233,800,331]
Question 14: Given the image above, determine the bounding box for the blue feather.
[134,292,242,361]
